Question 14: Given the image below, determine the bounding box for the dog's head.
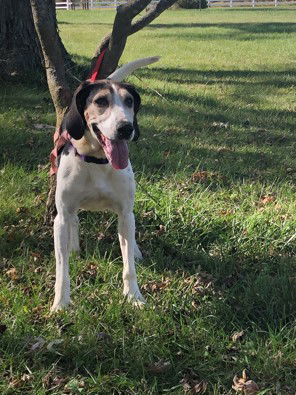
[64,80,141,170]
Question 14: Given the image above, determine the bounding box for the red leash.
[50,49,107,175]
[88,48,107,82]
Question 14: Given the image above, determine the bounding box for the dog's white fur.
[51,57,159,312]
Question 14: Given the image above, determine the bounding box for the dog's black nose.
[117,122,134,140]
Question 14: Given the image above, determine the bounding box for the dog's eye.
[124,97,133,108]
[95,97,109,107]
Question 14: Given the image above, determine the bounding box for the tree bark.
[30,0,72,128]
[0,0,43,77]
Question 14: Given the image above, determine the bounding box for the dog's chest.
[58,153,135,213]
[79,163,135,213]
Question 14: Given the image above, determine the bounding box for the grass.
[1,7,296,394]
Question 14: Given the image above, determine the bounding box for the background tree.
[0,0,42,76]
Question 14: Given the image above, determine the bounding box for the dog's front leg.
[118,211,145,306]
[51,212,72,312]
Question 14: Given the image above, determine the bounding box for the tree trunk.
[30,0,72,128]
[0,0,43,77]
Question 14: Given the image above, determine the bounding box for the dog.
[51,57,159,312]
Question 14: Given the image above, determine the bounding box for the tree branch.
[30,0,72,128]
[130,0,178,35]
[93,0,178,79]
[96,0,152,79]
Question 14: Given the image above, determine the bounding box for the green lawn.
[1,7,296,394]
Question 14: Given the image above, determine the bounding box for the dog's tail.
[107,56,160,82]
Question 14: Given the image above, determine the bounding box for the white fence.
[56,0,296,9]
[56,0,157,10]
[208,0,296,6]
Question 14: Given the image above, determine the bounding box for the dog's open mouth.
[92,124,128,170]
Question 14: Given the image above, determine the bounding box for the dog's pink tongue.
[102,137,129,170]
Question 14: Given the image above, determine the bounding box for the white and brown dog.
[51,57,159,312]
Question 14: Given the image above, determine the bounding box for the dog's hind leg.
[51,211,72,312]
[69,213,80,254]
[134,242,143,261]
[118,211,146,306]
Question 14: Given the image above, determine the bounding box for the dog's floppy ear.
[64,81,93,140]
[121,83,141,141]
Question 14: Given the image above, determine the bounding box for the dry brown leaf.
[231,330,245,342]
[16,206,27,214]
[31,252,42,262]
[193,381,208,394]
[219,209,234,216]
[6,268,19,281]
[9,373,32,388]
[147,359,171,374]
[211,121,229,129]
[155,224,166,235]
[191,171,209,183]
[259,195,275,206]
[232,369,259,394]
[142,278,171,293]
[180,369,207,394]
[42,372,67,390]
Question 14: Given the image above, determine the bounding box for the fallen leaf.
[155,224,166,235]
[142,278,171,293]
[191,171,209,182]
[42,372,67,390]
[219,209,234,216]
[9,373,32,388]
[231,330,245,342]
[31,252,42,262]
[6,268,19,281]
[180,369,207,394]
[232,369,259,394]
[211,121,229,129]
[16,206,27,214]
[193,381,208,394]
[147,359,171,374]
[259,195,275,206]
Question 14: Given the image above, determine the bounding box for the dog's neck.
[71,127,106,159]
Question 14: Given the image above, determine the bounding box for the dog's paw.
[124,288,146,308]
[50,299,71,313]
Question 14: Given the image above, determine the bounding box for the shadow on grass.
[148,22,296,35]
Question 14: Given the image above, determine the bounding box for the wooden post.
[66,0,70,10]
[230,0,233,7]
[252,0,255,7]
